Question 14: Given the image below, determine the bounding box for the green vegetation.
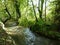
[0,0,60,45]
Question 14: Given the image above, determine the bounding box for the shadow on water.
[24,28,60,45]
[0,24,60,45]
[8,27,60,45]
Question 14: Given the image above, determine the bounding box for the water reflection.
[21,28,60,45]
[2,26,60,45]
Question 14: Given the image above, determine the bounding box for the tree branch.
[3,5,11,24]
[14,0,21,18]
[31,0,38,22]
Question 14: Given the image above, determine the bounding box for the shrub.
[18,17,35,27]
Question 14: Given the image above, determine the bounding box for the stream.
[6,26,60,45]
[0,21,60,45]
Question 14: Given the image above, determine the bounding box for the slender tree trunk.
[45,0,46,21]
[3,5,11,24]
[38,0,42,19]
[38,0,44,19]
[40,0,44,19]
[14,0,21,25]
[2,0,11,24]
[14,0,21,18]
[31,0,38,22]
[25,0,28,19]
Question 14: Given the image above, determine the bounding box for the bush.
[18,17,35,27]
[18,17,28,27]
[30,19,46,32]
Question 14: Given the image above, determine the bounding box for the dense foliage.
[0,0,60,44]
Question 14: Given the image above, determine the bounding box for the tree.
[13,0,21,25]
[13,0,21,18]
[38,0,44,19]
[31,0,38,22]
[3,5,11,24]
[45,0,47,21]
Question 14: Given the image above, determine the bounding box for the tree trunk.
[3,5,11,24]
[31,0,38,22]
[14,0,21,25]
[45,0,46,21]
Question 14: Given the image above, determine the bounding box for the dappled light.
[0,0,60,45]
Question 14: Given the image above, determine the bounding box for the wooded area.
[0,0,60,45]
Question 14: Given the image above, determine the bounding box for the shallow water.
[3,26,60,45]
[23,28,60,45]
